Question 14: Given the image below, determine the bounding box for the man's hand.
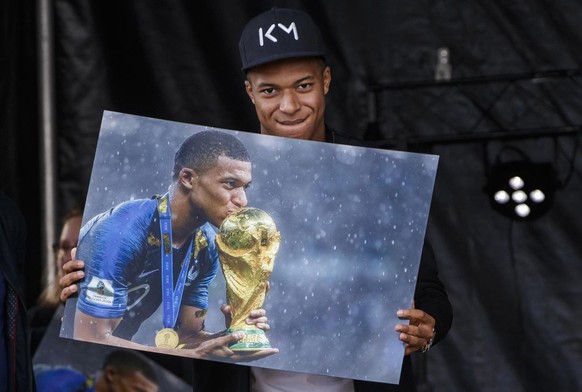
[395,308,436,355]
[194,332,278,362]
[220,304,270,331]
[220,280,271,330]
[59,247,85,302]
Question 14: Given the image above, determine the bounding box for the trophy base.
[227,327,272,351]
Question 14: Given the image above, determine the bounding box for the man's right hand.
[59,247,85,302]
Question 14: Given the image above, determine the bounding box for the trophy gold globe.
[215,207,280,351]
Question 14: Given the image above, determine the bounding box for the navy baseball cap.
[239,7,326,71]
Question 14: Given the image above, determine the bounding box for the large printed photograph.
[61,111,439,384]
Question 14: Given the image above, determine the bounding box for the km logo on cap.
[258,22,299,46]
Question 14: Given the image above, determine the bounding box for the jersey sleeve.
[76,199,156,319]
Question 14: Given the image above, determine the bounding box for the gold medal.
[155,328,180,349]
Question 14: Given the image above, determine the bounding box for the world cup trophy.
[215,207,280,351]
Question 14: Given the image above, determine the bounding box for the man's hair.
[61,204,84,227]
[172,130,250,180]
[102,350,157,384]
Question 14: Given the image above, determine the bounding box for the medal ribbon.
[158,194,194,330]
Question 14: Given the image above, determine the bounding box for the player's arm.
[73,307,200,355]
[73,309,198,357]
[73,308,153,351]
[175,305,209,346]
[176,301,271,347]
[74,308,120,341]
[176,305,278,362]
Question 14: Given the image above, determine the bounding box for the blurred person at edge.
[0,192,35,391]
[28,205,83,355]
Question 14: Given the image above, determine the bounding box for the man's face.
[189,155,252,227]
[245,57,331,142]
[55,215,82,279]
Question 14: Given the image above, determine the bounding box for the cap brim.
[242,52,326,71]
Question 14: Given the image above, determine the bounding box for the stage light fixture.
[485,160,558,221]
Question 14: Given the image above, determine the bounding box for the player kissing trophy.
[215,207,280,351]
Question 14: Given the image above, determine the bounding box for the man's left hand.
[220,304,270,331]
[395,308,436,355]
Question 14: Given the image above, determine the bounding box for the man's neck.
[167,187,204,247]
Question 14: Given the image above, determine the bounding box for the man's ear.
[245,80,255,104]
[103,366,117,384]
[323,66,331,96]
[178,168,196,190]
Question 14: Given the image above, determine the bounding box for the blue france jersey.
[76,197,219,340]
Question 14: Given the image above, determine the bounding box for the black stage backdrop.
[3,1,582,391]
[1,0,40,306]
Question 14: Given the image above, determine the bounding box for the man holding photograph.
[192,8,453,392]
[67,130,277,362]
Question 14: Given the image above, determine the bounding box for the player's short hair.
[172,130,250,180]
[102,350,157,384]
